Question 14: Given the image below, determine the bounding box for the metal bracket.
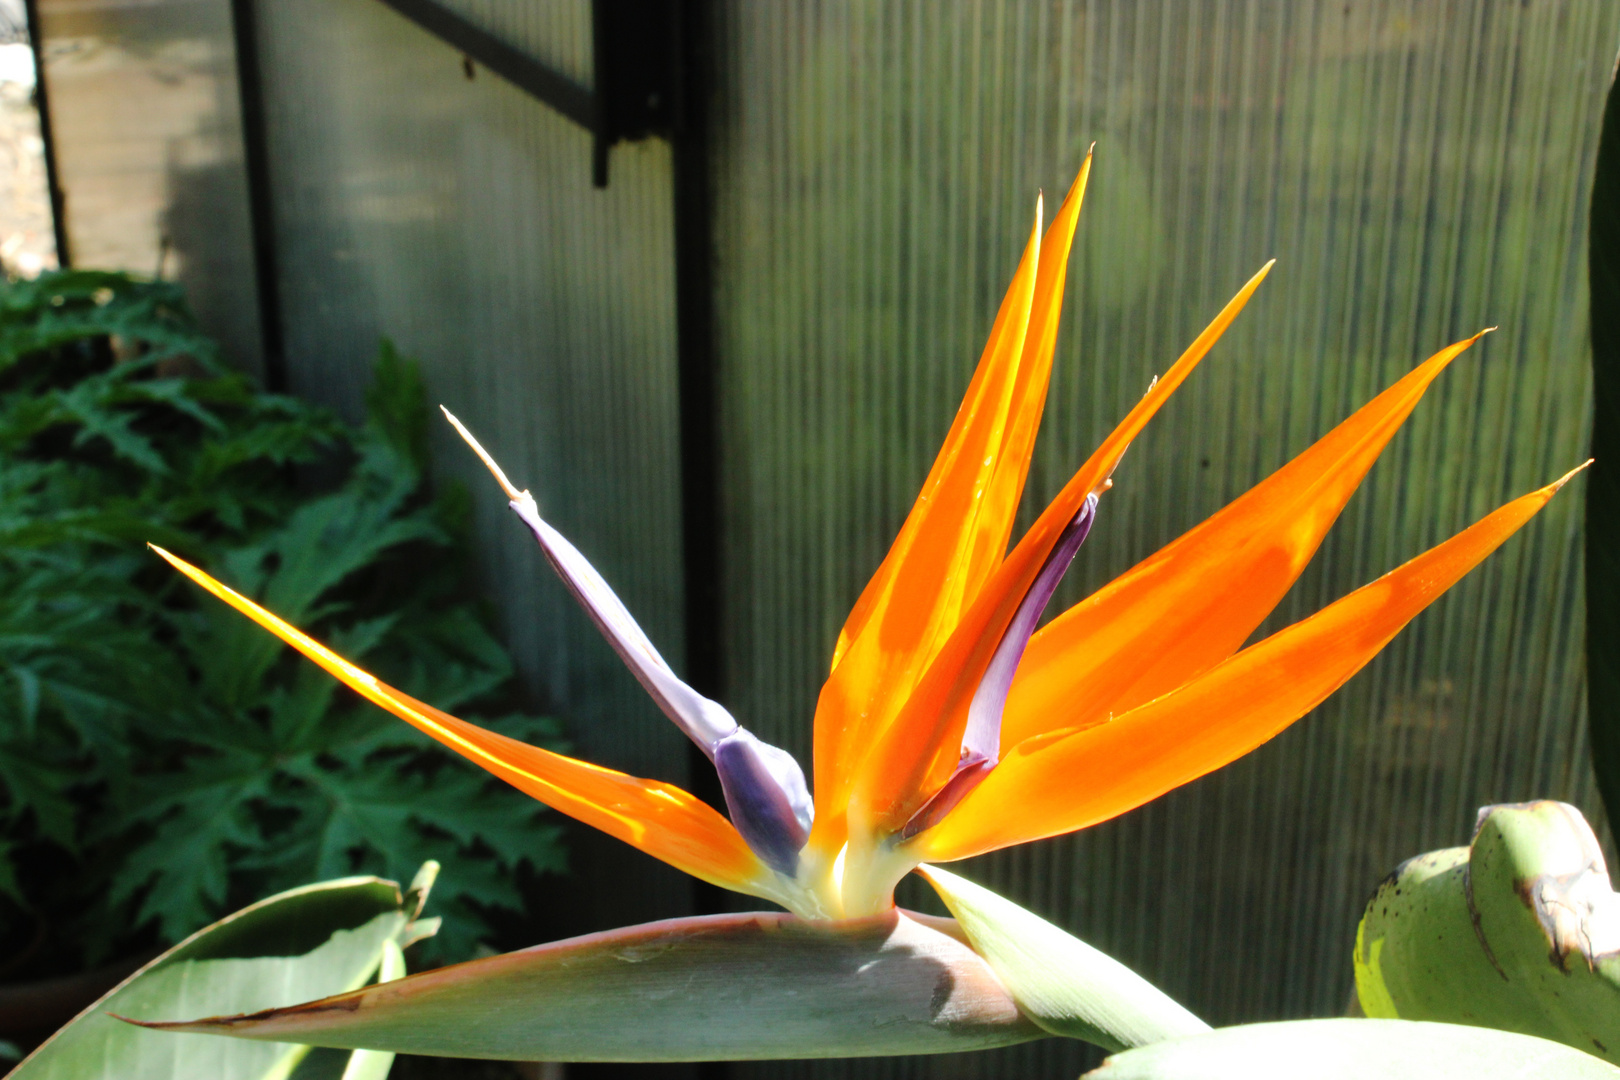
[372,0,680,187]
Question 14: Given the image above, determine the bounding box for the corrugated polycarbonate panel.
[35,0,264,378]
[250,0,691,934]
[713,2,1617,1075]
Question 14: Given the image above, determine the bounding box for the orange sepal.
[1002,330,1489,747]
[150,546,771,897]
[848,261,1274,836]
[914,465,1584,862]
[807,198,1047,849]
[962,151,1094,602]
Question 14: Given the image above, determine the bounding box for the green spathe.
[1354,801,1620,1064]
[12,864,437,1080]
[1084,1019,1620,1079]
[919,864,1208,1051]
[132,908,1049,1061]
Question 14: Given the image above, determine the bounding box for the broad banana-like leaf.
[130,909,1047,1061]
[920,865,1208,1050]
[13,863,439,1080]
[1082,1019,1620,1079]
[1354,801,1620,1064]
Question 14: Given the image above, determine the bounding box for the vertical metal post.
[227,0,287,391]
[21,0,70,268]
[670,0,729,925]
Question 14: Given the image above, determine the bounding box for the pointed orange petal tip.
[150,544,775,897]
[441,406,528,503]
[915,467,1571,863]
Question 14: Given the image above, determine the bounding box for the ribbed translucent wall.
[249,0,691,933]
[711,3,1617,1075]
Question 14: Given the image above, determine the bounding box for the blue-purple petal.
[714,728,814,876]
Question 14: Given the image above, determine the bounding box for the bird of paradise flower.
[152,152,1579,938]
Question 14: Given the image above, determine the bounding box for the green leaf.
[1082,1019,1620,1079]
[111,752,272,938]
[12,863,438,1080]
[0,316,559,966]
[1353,801,1620,1064]
[919,865,1209,1051]
[131,909,1045,1061]
[365,341,430,471]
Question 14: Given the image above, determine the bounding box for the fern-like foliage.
[0,273,563,972]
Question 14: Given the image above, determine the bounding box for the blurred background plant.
[0,269,563,990]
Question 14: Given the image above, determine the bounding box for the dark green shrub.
[0,270,562,971]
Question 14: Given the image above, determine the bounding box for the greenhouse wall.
[29,1,1620,1075]
[710,2,1617,1076]
[249,0,696,940]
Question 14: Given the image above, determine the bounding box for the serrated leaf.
[919,865,1209,1051]
[0,309,560,965]
[1083,1019,1620,1079]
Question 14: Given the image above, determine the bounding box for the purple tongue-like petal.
[713,728,814,876]
[961,493,1098,760]
[509,497,740,752]
[507,495,815,873]
[443,409,815,874]
[901,494,1099,841]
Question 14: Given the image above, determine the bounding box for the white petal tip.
[442,407,529,503]
[1552,459,1594,490]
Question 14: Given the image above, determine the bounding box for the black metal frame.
[227,0,287,391]
[667,0,727,932]
[21,0,71,268]
[364,3,730,900]
[372,0,679,188]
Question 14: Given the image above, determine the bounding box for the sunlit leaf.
[1354,801,1620,1065]
[920,865,1207,1051]
[11,865,437,1080]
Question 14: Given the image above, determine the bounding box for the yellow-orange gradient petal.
[962,151,1094,605]
[847,262,1274,837]
[150,546,772,898]
[914,466,1584,863]
[807,198,1046,846]
[1001,330,1488,747]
